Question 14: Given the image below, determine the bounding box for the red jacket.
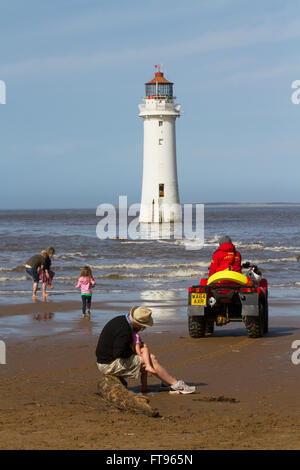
[209,242,242,277]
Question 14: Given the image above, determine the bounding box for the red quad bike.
[187,263,269,339]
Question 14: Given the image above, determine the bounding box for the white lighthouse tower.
[139,67,181,223]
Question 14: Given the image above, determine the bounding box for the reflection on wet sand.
[139,289,186,321]
[32,296,54,304]
[33,312,54,321]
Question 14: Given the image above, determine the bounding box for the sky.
[0,0,299,208]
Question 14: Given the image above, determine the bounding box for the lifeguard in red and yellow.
[209,235,242,277]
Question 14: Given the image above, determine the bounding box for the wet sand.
[0,300,300,450]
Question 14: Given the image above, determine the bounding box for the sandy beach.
[1,0,300,455]
[0,300,300,450]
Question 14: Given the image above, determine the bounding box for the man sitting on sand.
[96,306,195,394]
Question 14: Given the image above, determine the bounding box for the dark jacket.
[26,254,44,270]
[209,242,242,277]
[43,255,51,272]
[96,315,133,364]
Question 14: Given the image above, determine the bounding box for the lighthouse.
[139,67,181,223]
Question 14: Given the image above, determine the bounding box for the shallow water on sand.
[0,205,299,335]
[0,289,299,341]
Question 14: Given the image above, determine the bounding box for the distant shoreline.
[202,203,300,207]
[0,203,300,211]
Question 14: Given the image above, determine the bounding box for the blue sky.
[0,0,299,208]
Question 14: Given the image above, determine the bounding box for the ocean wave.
[205,235,219,244]
[219,241,300,253]
[90,260,210,270]
[55,252,99,260]
[52,267,204,281]
[280,256,300,262]
[236,242,264,250]
[208,238,265,250]
[102,268,203,280]
[238,243,300,253]
[51,276,75,281]
[158,238,203,244]
[273,255,300,262]
[0,264,78,274]
[0,276,26,282]
[116,241,150,244]
[263,246,300,253]
[247,255,300,265]
[120,235,218,247]
[271,282,300,288]
[0,265,26,273]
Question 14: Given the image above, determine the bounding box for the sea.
[0,205,299,338]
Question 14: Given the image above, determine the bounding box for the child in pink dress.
[75,267,96,318]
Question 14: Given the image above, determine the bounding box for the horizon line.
[0,202,300,211]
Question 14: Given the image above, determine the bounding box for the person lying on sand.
[96,306,195,394]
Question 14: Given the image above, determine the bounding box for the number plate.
[191,293,207,306]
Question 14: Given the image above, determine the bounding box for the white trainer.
[170,380,196,394]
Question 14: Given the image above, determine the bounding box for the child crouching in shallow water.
[132,329,156,393]
[75,266,96,318]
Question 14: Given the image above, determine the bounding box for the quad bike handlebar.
[242,262,262,278]
[242,262,251,269]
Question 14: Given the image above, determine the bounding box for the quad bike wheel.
[188,316,206,338]
[244,301,266,338]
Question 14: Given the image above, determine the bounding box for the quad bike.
[187,263,268,339]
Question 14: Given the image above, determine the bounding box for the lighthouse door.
[158,184,164,222]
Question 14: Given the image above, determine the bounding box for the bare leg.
[48,273,54,289]
[42,282,49,297]
[141,345,156,374]
[32,282,38,298]
[87,296,91,316]
[150,354,177,386]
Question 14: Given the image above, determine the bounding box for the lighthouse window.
[158,83,173,97]
[146,84,156,96]
[145,83,173,98]
[158,138,163,145]
[159,184,164,197]
[159,121,163,127]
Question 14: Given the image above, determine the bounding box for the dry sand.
[0,301,300,450]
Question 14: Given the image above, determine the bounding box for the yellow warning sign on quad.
[191,293,207,306]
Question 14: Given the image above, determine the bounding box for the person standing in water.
[75,267,96,318]
[39,247,55,298]
[25,251,48,299]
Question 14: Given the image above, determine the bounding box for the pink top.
[132,332,141,346]
[75,276,95,294]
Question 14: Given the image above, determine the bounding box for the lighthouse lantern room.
[139,66,181,223]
